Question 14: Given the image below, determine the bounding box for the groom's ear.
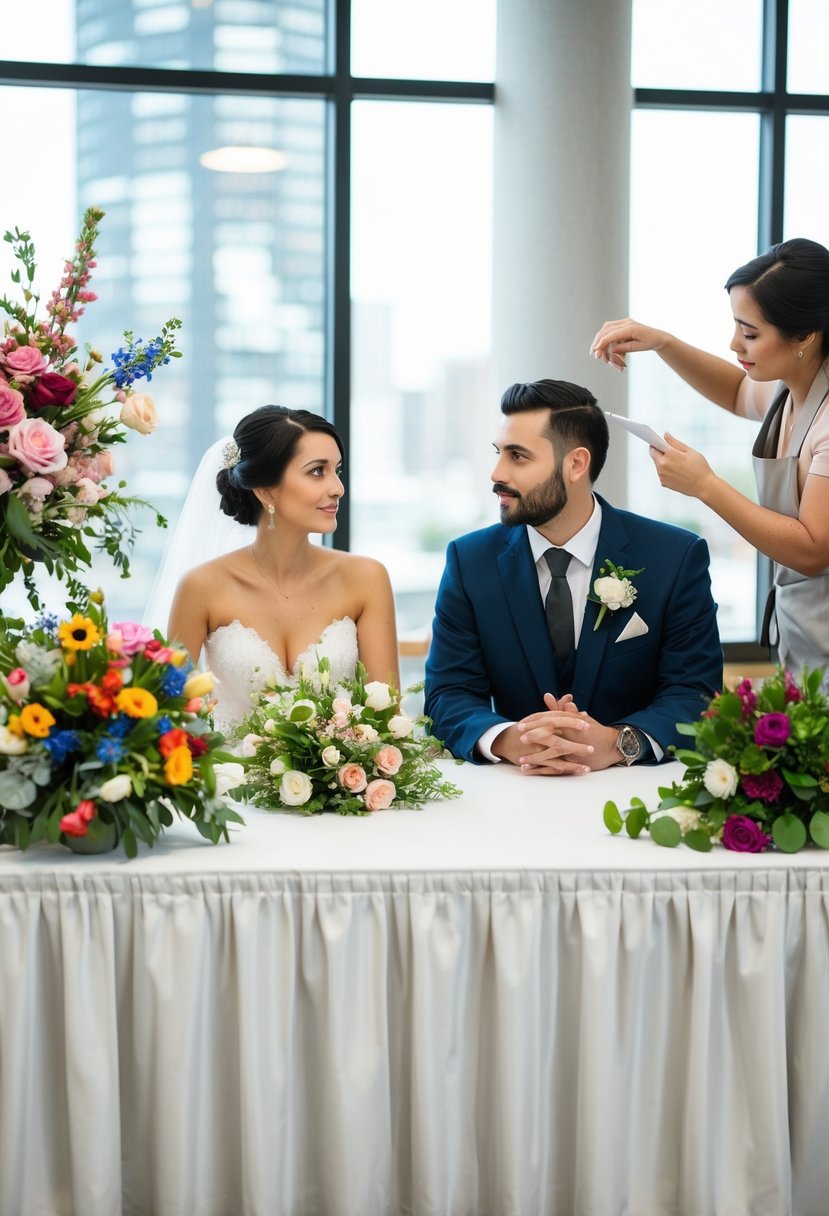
[564,445,592,484]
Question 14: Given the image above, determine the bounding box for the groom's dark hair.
[217,404,344,526]
[500,379,609,481]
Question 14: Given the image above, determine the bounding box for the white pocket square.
[615,612,649,643]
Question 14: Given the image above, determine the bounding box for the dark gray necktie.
[544,548,575,662]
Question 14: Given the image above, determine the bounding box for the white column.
[492,0,633,504]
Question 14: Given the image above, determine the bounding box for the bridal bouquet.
[234,660,462,815]
[0,600,245,857]
[0,206,181,609]
[604,666,829,853]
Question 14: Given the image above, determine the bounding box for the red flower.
[59,798,97,837]
[101,668,124,695]
[143,639,164,660]
[67,681,116,717]
[27,371,78,410]
[186,735,209,758]
[159,728,189,757]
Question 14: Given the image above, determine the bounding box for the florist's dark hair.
[500,378,609,482]
[216,404,344,526]
[725,238,829,355]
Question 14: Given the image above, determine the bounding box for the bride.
[148,404,399,733]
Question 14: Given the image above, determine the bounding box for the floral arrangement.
[0,206,181,609]
[589,557,643,630]
[233,661,462,815]
[604,665,829,853]
[0,600,246,857]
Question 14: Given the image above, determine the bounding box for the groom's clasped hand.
[509,693,622,776]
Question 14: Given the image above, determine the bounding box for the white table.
[1,761,828,1216]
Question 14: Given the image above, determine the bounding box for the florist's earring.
[267,503,275,530]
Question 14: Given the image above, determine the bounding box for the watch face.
[618,727,640,761]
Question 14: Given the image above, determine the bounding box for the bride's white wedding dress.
[204,616,359,734]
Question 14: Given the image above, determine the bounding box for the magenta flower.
[783,672,804,703]
[736,677,757,715]
[754,712,791,748]
[741,770,784,803]
[722,815,772,853]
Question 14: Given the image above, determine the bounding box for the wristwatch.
[615,724,642,766]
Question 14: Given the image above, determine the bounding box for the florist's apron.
[752,372,829,677]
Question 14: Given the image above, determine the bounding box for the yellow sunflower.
[58,615,102,652]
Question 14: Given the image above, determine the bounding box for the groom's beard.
[494,467,568,528]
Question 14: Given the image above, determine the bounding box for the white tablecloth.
[1,761,828,1216]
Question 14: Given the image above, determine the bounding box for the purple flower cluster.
[736,677,757,716]
[741,770,784,803]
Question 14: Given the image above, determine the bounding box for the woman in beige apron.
[590,237,829,679]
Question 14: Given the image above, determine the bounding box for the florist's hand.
[589,318,670,371]
[649,432,716,500]
[518,699,621,773]
[494,692,594,776]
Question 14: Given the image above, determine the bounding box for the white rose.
[702,758,738,800]
[239,733,264,757]
[213,761,247,798]
[321,745,342,767]
[119,392,158,435]
[353,723,379,743]
[387,714,414,739]
[98,773,132,802]
[279,769,313,806]
[269,757,288,776]
[263,719,278,735]
[363,681,393,711]
[0,725,28,755]
[666,807,703,836]
[593,575,636,611]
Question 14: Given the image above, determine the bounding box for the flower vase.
[62,821,118,855]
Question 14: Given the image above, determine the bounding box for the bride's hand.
[589,318,670,370]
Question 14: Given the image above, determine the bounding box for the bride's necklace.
[249,545,297,600]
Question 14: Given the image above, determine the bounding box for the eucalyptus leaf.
[603,800,623,835]
[625,806,648,839]
[0,773,37,811]
[772,813,808,853]
[809,810,829,849]
[683,829,713,852]
[650,815,682,847]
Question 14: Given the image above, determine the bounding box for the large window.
[0,0,495,624]
[631,0,829,646]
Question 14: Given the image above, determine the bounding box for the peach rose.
[6,417,68,474]
[337,763,368,793]
[119,392,158,435]
[374,744,403,776]
[363,778,395,811]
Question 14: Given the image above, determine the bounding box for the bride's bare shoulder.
[177,547,251,592]
[329,549,391,585]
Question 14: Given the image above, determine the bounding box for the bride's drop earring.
[267,503,275,530]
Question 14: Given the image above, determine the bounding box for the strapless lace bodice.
[204,617,359,734]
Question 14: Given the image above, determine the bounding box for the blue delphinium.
[96,735,125,764]
[42,730,82,764]
[161,667,189,698]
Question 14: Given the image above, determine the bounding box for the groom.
[424,379,723,774]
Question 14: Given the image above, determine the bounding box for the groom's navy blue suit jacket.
[424,496,723,763]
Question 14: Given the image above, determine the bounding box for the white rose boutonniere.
[590,557,644,631]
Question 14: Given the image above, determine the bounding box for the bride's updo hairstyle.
[216,404,344,526]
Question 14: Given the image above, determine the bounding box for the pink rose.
[106,631,125,655]
[337,763,368,793]
[119,392,158,435]
[0,468,13,496]
[6,417,68,474]
[27,372,78,410]
[4,668,30,701]
[111,620,155,657]
[332,696,352,716]
[0,382,25,430]
[2,345,48,383]
[363,778,395,811]
[84,450,115,481]
[374,744,403,776]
